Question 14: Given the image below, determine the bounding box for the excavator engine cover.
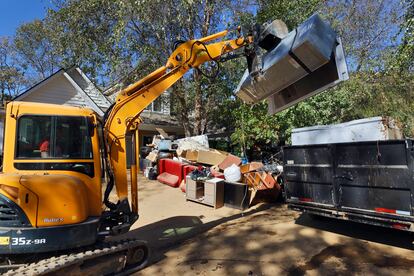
[236,14,348,114]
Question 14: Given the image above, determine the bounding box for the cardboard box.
[177,148,185,157]
[185,150,199,161]
[177,150,198,161]
[197,150,227,165]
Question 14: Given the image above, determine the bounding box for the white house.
[14,66,111,116]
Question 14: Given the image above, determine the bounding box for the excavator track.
[2,239,150,276]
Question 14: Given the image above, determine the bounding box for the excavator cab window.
[16,115,93,159]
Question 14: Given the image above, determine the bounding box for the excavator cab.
[0,102,103,254]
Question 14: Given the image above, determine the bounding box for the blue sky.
[0,0,53,36]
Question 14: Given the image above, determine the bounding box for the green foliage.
[321,0,403,72]
[0,37,27,100]
[231,101,280,150]
[394,0,414,71]
[44,0,257,136]
[257,0,322,27]
[14,20,60,80]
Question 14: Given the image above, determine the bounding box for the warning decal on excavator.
[0,237,10,245]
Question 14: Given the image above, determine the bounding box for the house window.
[144,95,169,114]
[153,97,162,112]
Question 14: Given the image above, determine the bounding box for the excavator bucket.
[236,14,349,114]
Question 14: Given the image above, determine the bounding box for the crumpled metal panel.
[235,14,348,113]
[291,116,403,146]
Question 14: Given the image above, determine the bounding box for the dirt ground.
[120,176,414,275]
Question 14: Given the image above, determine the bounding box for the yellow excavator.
[0,14,346,275]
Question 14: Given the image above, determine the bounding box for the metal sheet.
[235,14,348,113]
[291,116,403,146]
[267,36,348,114]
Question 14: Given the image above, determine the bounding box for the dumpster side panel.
[284,145,335,206]
[335,140,413,215]
[284,140,414,231]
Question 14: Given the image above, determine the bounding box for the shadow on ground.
[295,213,414,250]
[121,203,275,265]
[117,204,414,275]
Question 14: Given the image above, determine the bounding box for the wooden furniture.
[186,177,224,208]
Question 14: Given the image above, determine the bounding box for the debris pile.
[141,131,282,210]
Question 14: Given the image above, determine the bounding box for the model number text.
[11,237,46,246]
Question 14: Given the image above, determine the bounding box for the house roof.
[14,66,111,117]
[13,68,65,101]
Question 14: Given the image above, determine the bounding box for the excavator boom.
[102,30,253,224]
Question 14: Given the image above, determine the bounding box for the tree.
[257,0,322,28]
[14,20,60,81]
[395,0,414,71]
[46,0,256,136]
[0,37,27,101]
[321,0,404,71]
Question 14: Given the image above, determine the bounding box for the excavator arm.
[102,29,253,232]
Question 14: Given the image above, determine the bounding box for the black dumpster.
[283,139,414,231]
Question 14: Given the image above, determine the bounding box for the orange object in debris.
[240,162,264,174]
[244,171,277,190]
[218,154,242,170]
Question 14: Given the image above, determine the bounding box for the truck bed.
[283,139,414,231]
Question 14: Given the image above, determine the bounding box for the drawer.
[203,194,215,205]
[187,189,197,199]
[186,184,196,192]
[205,183,215,195]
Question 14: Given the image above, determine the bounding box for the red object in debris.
[157,159,185,187]
[263,173,276,189]
[218,154,242,170]
[210,169,225,179]
[179,180,186,193]
[157,172,180,187]
[181,165,197,193]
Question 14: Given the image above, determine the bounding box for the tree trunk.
[173,81,193,137]
[193,69,203,135]
[193,0,215,135]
